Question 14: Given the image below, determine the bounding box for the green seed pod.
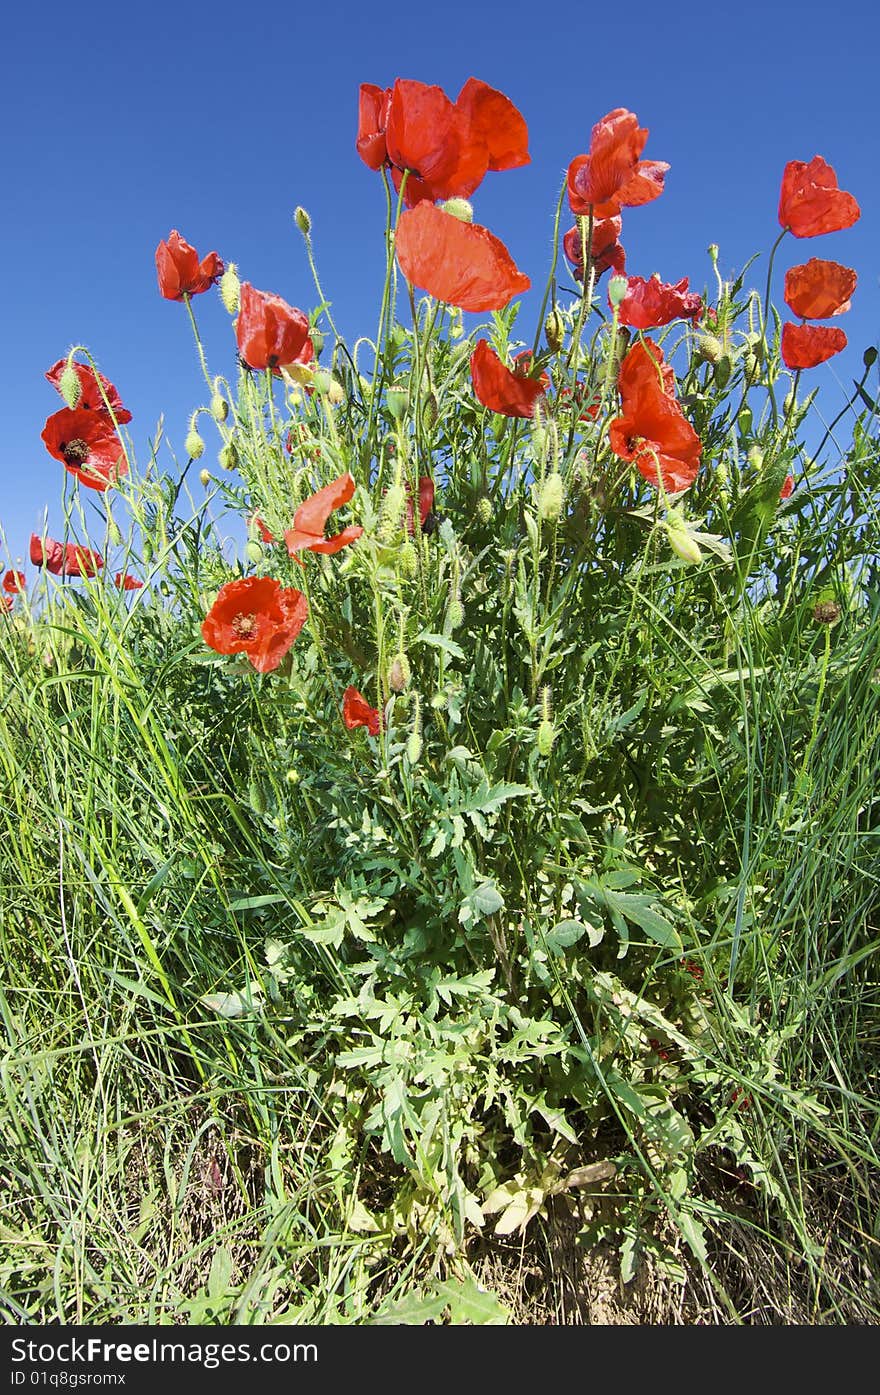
[607,274,628,309]
[211,392,229,422]
[294,206,311,235]
[220,263,240,314]
[544,308,565,353]
[59,362,82,408]
[248,776,267,816]
[286,768,300,785]
[184,428,205,461]
[386,383,409,421]
[245,540,264,566]
[537,473,564,523]
[812,600,842,627]
[218,441,238,471]
[441,197,474,223]
[309,328,324,359]
[475,496,492,525]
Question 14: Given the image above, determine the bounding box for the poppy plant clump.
[201,577,309,673]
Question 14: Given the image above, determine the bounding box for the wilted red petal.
[783,259,857,319]
[45,359,132,424]
[156,230,224,300]
[456,78,529,172]
[3,570,26,594]
[781,322,847,369]
[201,576,308,673]
[41,408,127,491]
[357,83,391,170]
[342,685,381,736]
[778,157,860,238]
[396,202,529,312]
[780,475,794,500]
[616,274,703,330]
[305,526,365,555]
[63,544,104,578]
[607,159,670,212]
[609,392,701,493]
[470,340,546,418]
[284,472,362,556]
[236,284,313,374]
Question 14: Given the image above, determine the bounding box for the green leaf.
[604,891,683,953]
[415,631,465,659]
[207,1246,233,1300]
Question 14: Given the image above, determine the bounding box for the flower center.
[232,612,258,639]
[63,438,89,464]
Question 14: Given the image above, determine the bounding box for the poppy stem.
[530,177,568,358]
[565,211,595,375]
[761,229,788,347]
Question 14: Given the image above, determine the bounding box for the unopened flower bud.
[697,334,724,365]
[713,354,733,389]
[185,427,205,461]
[747,445,764,472]
[286,768,300,785]
[441,198,474,223]
[387,383,409,421]
[544,308,565,353]
[708,244,719,267]
[326,378,345,406]
[447,598,464,631]
[219,441,238,471]
[607,274,628,309]
[475,496,492,525]
[537,473,564,523]
[294,206,311,236]
[211,392,229,422]
[388,653,411,693]
[666,510,702,565]
[248,777,267,815]
[107,518,122,547]
[398,541,418,577]
[379,484,406,541]
[245,540,264,566]
[59,361,82,409]
[220,263,240,314]
[537,719,555,757]
[199,468,212,487]
[863,346,877,369]
[421,392,438,430]
[406,731,423,765]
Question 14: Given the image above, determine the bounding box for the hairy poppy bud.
[286,768,300,785]
[537,719,555,756]
[447,598,464,631]
[185,427,205,461]
[142,537,153,564]
[441,198,474,224]
[607,274,628,310]
[220,263,240,314]
[211,392,229,422]
[407,692,422,764]
[388,654,411,693]
[713,354,733,389]
[379,484,407,542]
[666,510,702,565]
[107,518,122,547]
[864,346,878,369]
[59,361,82,409]
[812,600,842,626]
[294,206,311,236]
[476,496,492,525]
[544,308,565,353]
[537,473,564,523]
[199,468,211,487]
[219,441,238,471]
[747,445,764,472]
[421,391,438,430]
[245,540,264,566]
[697,334,724,365]
[387,383,409,421]
[398,541,418,577]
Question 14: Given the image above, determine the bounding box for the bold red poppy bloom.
[405,477,435,534]
[30,534,104,577]
[780,475,794,500]
[783,259,857,319]
[616,274,703,329]
[567,109,669,217]
[617,339,676,402]
[45,359,132,424]
[470,340,547,417]
[778,157,860,238]
[608,391,702,494]
[41,408,127,491]
[396,202,530,312]
[156,230,225,300]
[781,322,847,369]
[201,576,308,673]
[114,573,143,590]
[284,472,364,556]
[3,570,26,594]
[357,77,529,206]
[235,284,315,374]
[562,217,626,281]
[342,685,381,736]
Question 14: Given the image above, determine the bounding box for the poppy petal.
[456,77,529,172]
[342,685,381,736]
[778,157,860,238]
[470,340,547,417]
[783,259,857,319]
[396,202,530,312]
[780,322,847,369]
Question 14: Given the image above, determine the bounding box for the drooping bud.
[864,346,878,369]
[713,354,733,389]
[537,473,564,523]
[696,335,724,365]
[326,378,345,406]
[245,540,264,566]
[447,598,464,631]
[475,496,492,525]
[398,541,418,577]
[441,198,474,223]
[294,206,311,236]
[665,509,703,565]
[106,516,123,547]
[199,468,212,487]
[607,274,628,310]
[218,440,238,471]
[544,308,565,353]
[388,653,411,693]
[59,356,82,409]
[211,392,229,422]
[248,776,267,815]
[379,483,407,542]
[184,419,205,460]
[220,262,240,314]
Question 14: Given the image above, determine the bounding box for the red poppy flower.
[342,685,381,736]
[567,109,669,217]
[235,284,315,374]
[41,408,127,491]
[357,77,529,206]
[201,576,308,673]
[563,218,626,281]
[396,202,530,312]
[470,340,547,417]
[155,230,224,300]
[778,157,860,238]
[3,570,26,594]
[780,475,794,500]
[783,259,857,319]
[780,322,847,370]
[30,534,103,577]
[608,392,701,494]
[405,477,435,534]
[618,339,676,402]
[615,274,703,329]
[114,573,143,590]
[284,471,364,556]
[45,359,132,424]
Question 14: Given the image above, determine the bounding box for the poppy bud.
[211,392,229,422]
[421,391,439,430]
[248,776,267,815]
[245,540,264,566]
[747,445,764,471]
[447,598,464,631]
[448,308,464,339]
[398,541,418,577]
[219,441,238,471]
[441,198,474,224]
[696,335,724,365]
[326,378,345,406]
[476,496,493,525]
[185,427,206,461]
[142,537,153,564]
[294,206,311,236]
[59,361,82,409]
[713,354,733,389]
[379,484,406,542]
[199,468,212,487]
[310,328,324,359]
[607,274,628,310]
[286,768,300,785]
[107,518,123,547]
[665,510,703,565]
[864,346,878,369]
[388,654,411,693]
[387,383,409,420]
[708,244,719,267]
[544,309,565,353]
[220,263,240,314]
[812,600,842,626]
[537,719,555,757]
[537,473,564,523]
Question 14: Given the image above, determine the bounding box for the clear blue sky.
[2,0,877,565]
